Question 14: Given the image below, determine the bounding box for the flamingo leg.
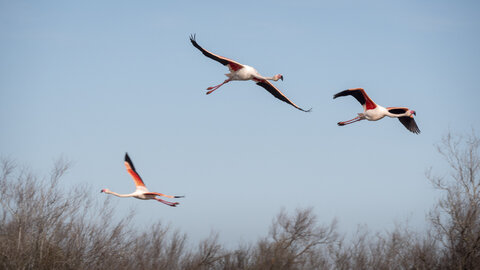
[206,79,230,95]
[338,116,362,126]
[159,193,184,199]
[148,192,184,199]
[155,197,179,207]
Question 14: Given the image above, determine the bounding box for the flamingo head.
[409,110,416,118]
[274,74,284,81]
[100,188,109,193]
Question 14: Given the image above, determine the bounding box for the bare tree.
[427,131,480,269]
[0,157,225,270]
[182,232,223,270]
[124,222,188,270]
[218,243,253,270]
[0,157,137,269]
[251,207,338,270]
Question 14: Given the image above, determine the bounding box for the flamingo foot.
[156,198,180,207]
[167,202,179,207]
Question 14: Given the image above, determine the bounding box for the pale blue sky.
[1,0,479,244]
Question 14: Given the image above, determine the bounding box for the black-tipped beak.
[413,111,416,116]
[280,75,284,81]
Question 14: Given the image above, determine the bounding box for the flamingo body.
[333,88,420,134]
[363,105,388,121]
[190,34,311,112]
[226,64,258,81]
[101,153,184,207]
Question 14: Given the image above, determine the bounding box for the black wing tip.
[409,128,421,134]
[333,89,350,99]
[399,117,421,135]
[411,127,421,134]
[300,107,312,112]
[189,34,230,66]
[190,34,202,49]
[410,120,421,135]
[256,81,311,112]
[189,34,197,47]
[124,152,136,170]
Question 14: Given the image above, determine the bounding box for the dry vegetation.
[1,131,479,270]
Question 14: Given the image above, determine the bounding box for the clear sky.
[1,0,479,245]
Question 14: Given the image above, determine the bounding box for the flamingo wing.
[398,117,421,134]
[124,153,147,190]
[333,88,377,110]
[190,34,244,72]
[387,107,409,115]
[255,80,311,112]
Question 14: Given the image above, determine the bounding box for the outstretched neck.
[262,74,283,82]
[385,107,412,118]
[104,190,134,198]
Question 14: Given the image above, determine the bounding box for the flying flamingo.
[333,88,420,134]
[190,34,311,112]
[101,153,184,207]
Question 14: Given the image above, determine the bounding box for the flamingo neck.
[384,107,413,118]
[105,190,134,198]
[385,111,409,118]
[263,75,281,81]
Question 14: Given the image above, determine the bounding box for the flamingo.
[190,34,311,112]
[333,88,420,134]
[101,153,184,207]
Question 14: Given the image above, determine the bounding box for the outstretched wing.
[255,80,311,112]
[124,153,148,191]
[398,117,421,134]
[387,107,409,115]
[190,34,244,72]
[333,88,377,110]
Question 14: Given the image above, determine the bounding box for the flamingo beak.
[280,75,284,81]
[100,189,105,193]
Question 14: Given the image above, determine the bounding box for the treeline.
[1,132,479,270]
